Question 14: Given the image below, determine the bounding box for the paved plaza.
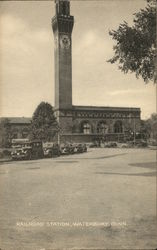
[0,148,156,249]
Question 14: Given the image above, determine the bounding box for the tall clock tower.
[52,0,74,110]
[52,0,74,137]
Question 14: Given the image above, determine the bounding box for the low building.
[0,117,31,147]
[55,105,141,143]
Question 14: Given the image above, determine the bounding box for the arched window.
[114,120,123,133]
[81,122,91,134]
[97,122,108,134]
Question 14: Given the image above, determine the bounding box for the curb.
[0,159,12,164]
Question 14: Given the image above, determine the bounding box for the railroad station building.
[52,0,141,143]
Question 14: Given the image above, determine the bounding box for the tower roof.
[55,0,70,16]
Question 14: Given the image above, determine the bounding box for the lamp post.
[133,118,136,146]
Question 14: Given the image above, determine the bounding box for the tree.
[140,119,151,139]
[140,113,157,139]
[108,0,156,83]
[30,102,59,142]
[146,113,157,139]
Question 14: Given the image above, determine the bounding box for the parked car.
[148,139,157,146]
[69,144,78,154]
[76,144,86,153]
[120,143,130,148]
[68,144,75,154]
[82,144,87,152]
[148,139,157,149]
[43,142,60,158]
[11,139,43,160]
[104,142,117,148]
[76,143,87,153]
[135,140,147,148]
[60,144,70,155]
[89,142,99,148]
[60,143,87,154]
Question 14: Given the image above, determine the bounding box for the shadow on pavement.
[54,160,78,163]
[95,171,156,177]
[67,153,128,160]
[129,162,156,170]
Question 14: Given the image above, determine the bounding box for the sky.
[0,0,156,119]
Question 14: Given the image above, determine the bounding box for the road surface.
[0,148,156,249]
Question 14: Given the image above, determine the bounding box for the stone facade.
[54,106,141,143]
[52,0,141,143]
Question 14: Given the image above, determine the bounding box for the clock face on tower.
[60,35,70,49]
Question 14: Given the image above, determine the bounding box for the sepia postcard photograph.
[0,0,156,249]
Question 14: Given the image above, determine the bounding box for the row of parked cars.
[11,139,87,161]
[43,142,87,157]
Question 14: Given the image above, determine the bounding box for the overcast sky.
[0,0,156,119]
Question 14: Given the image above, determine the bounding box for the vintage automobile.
[73,143,87,153]
[59,144,70,155]
[104,142,117,148]
[11,139,43,160]
[82,144,87,152]
[88,142,99,148]
[73,144,79,154]
[43,142,61,157]
[68,144,75,154]
[148,139,157,150]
